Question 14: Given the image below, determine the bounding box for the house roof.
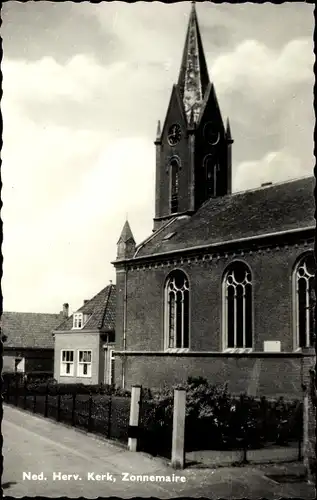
[2,312,64,349]
[135,176,315,259]
[55,284,116,332]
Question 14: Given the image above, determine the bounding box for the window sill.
[223,348,253,354]
[60,374,75,377]
[164,348,190,353]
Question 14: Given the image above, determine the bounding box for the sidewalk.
[2,404,315,499]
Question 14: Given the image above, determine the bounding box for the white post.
[171,388,186,469]
[128,385,141,452]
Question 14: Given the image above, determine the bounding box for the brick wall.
[114,352,309,399]
[116,241,312,355]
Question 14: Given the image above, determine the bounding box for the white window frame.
[109,349,115,385]
[222,262,253,352]
[164,270,190,351]
[77,350,92,378]
[73,313,84,330]
[60,349,74,377]
[293,253,315,350]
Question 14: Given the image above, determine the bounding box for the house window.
[170,158,180,214]
[223,262,252,350]
[165,270,190,349]
[294,253,315,348]
[73,313,83,329]
[60,350,74,376]
[77,350,92,377]
[203,155,219,198]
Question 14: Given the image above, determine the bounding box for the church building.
[113,3,315,398]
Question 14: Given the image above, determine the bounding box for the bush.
[140,377,302,452]
[23,380,131,397]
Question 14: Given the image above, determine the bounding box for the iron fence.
[3,379,130,446]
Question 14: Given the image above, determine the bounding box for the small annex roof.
[54,284,116,333]
[2,312,64,349]
[135,176,315,259]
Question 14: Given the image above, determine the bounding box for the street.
[2,405,315,498]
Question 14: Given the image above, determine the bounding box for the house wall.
[116,241,312,355]
[3,349,54,374]
[114,352,310,399]
[54,332,102,385]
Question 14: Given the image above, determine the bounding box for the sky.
[2,1,314,314]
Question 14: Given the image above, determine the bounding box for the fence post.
[23,379,27,410]
[128,385,141,451]
[88,394,93,432]
[171,388,186,469]
[107,394,112,438]
[71,393,76,426]
[44,383,49,418]
[57,393,61,422]
[6,382,10,403]
[301,348,316,482]
[15,375,19,406]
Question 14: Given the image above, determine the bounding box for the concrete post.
[171,388,186,469]
[128,385,141,452]
[301,348,316,482]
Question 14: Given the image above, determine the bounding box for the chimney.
[261,182,272,187]
[62,303,69,318]
[83,300,89,305]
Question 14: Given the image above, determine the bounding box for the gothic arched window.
[294,253,315,348]
[203,155,219,198]
[165,270,189,349]
[223,262,252,349]
[169,158,180,214]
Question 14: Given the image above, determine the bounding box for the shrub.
[140,376,302,452]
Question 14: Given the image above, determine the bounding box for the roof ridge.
[232,175,314,197]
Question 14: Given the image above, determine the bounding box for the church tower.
[154,2,233,231]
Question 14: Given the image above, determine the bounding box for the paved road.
[2,405,315,498]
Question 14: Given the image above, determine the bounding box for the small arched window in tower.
[223,262,252,349]
[203,155,219,198]
[170,158,180,214]
[165,270,189,349]
[294,253,315,348]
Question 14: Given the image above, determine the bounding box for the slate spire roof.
[117,220,135,245]
[177,1,210,123]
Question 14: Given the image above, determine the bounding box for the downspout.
[122,265,128,388]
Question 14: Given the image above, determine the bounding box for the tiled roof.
[2,312,64,349]
[55,284,116,332]
[135,176,315,258]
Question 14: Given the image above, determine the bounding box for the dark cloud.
[2,1,122,65]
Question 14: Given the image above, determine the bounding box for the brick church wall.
[114,352,310,399]
[115,241,312,358]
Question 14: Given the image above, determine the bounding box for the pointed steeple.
[156,120,161,141]
[117,220,136,259]
[226,117,233,143]
[178,2,210,124]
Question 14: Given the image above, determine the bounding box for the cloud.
[234,150,306,192]
[212,37,313,105]
[2,3,313,313]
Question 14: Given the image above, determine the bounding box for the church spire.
[117,220,136,260]
[177,1,210,123]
